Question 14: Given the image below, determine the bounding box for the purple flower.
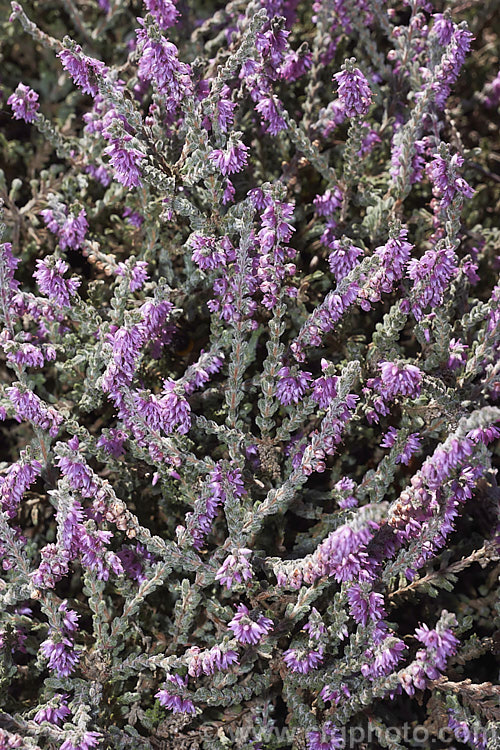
[358,123,381,156]
[0,457,42,518]
[448,710,487,749]
[0,242,20,292]
[60,731,102,750]
[182,349,225,394]
[215,548,253,589]
[448,339,469,370]
[484,69,500,109]
[96,428,127,458]
[397,433,421,465]
[334,61,372,117]
[407,245,458,320]
[6,342,48,369]
[40,637,80,677]
[58,47,106,96]
[159,380,191,434]
[307,721,344,750]
[156,674,196,714]
[55,437,96,496]
[311,374,338,408]
[116,260,149,291]
[137,29,193,111]
[467,425,500,446]
[400,614,459,695]
[304,608,327,641]
[31,544,71,589]
[381,427,421,464]
[276,367,312,405]
[391,135,428,185]
[357,229,413,312]
[362,637,407,679]
[85,164,111,185]
[41,207,88,250]
[347,585,386,626]
[7,83,39,122]
[7,387,62,436]
[186,645,239,677]
[431,24,474,109]
[375,230,412,284]
[116,543,155,583]
[228,604,273,644]
[213,84,236,132]
[222,179,235,204]
[134,386,191,436]
[60,209,89,250]
[314,188,343,217]
[426,152,474,211]
[123,207,144,227]
[185,463,244,550]
[380,425,397,449]
[34,694,70,726]
[279,48,312,81]
[328,240,363,281]
[34,258,80,306]
[414,620,459,670]
[334,477,358,509]
[209,141,248,176]
[104,140,146,189]
[320,683,351,706]
[378,361,423,399]
[255,24,289,67]
[283,646,324,673]
[432,13,454,46]
[143,0,179,29]
[189,234,227,270]
[274,519,376,589]
[254,94,287,134]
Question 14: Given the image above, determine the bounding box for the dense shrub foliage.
[0,0,499,748]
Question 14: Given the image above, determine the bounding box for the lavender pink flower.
[283,646,324,673]
[328,240,363,281]
[209,141,249,176]
[60,732,102,750]
[104,140,146,189]
[276,367,312,405]
[34,258,81,306]
[334,61,372,117]
[8,83,39,122]
[7,387,62,436]
[185,645,239,677]
[215,547,253,589]
[228,604,273,645]
[307,722,344,750]
[58,47,106,96]
[143,0,179,29]
[137,28,193,111]
[156,674,196,714]
[34,694,71,726]
[407,245,458,320]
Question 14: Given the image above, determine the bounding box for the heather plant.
[0,0,499,748]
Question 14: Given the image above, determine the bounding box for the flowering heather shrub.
[0,0,500,748]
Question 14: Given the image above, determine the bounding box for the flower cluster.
[228,604,274,645]
[34,257,81,306]
[1,1,499,748]
[39,601,81,678]
[7,82,39,122]
[156,674,196,715]
[41,205,88,251]
[334,60,372,117]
